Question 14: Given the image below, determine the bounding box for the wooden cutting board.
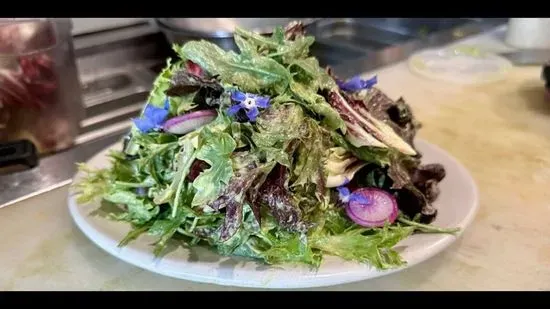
[355,62,550,290]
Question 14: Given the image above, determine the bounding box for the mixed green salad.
[74,21,459,270]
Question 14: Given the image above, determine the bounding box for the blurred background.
[0,17,548,208]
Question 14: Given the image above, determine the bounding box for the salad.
[75,21,458,271]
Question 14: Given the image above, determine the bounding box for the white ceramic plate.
[67,139,479,289]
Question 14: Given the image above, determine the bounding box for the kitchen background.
[1,17,549,291]
[3,17,550,210]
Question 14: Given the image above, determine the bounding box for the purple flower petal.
[133,117,156,133]
[349,193,370,205]
[337,186,351,203]
[227,104,243,116]
[144,105,169,127]
[341,177,351,186]
[231,91,247,102]
[343,76,364,91]
[136,187,147,196]
[246,107,260,122]
[255,96,271,108]
[363,75,378,88]
[338,75,378,92]
[163,97,170,110]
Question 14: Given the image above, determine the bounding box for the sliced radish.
[186,60,203,77]
[345,187,399,228]
[163,109,217,135]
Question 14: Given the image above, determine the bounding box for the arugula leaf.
[234,26,314,64]
[177,40,291,94]
[191,127,237,207]
[271,26,285,44]
[148,208,188,256]
[152,139,196,209]
[234,35,259,58]
[279,35,315,63]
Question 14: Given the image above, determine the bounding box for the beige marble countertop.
[2,27,550,291]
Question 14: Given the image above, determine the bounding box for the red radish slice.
[186,60,203,77]
[163,109,217,135]
[345,187,399,228]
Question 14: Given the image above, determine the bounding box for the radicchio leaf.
[186,159,210,182]
[209,160,276,242]
[411,163,446,203]
[164,69,224,107]
[257,165,311,233]
[351,88,421,150]
[386,153,445,224]
[284,21,307,41]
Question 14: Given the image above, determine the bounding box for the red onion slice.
[163,109,217,135]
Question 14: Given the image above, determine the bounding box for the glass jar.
[0,18,84,155]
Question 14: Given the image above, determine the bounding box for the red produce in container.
[0,19,80,155]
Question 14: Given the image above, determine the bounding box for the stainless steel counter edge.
[330,19,506,77]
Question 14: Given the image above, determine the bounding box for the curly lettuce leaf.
[73,164,113,204]
[209,159,276,242]
[191,127,237,207]
[309,224,414,270]
[290,80,345,132]
[291,118,332,198]
[252,103,306,148]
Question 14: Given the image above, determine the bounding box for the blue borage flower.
[337,75,378,92]
[133,97,170,133]
[226,90,271,122]
[336,178,370,205]
[136,187,147,196]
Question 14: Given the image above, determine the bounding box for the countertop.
[2,27,549,291]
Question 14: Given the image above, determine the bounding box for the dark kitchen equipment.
[0,18,84,160]
[155,18,318,52]
[543,60,550,97]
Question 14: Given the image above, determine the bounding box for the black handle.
[0,140,39,169]
[543,61,550,90]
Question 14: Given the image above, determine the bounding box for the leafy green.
[191,127,237,207]
[176,41,291,94]
[74,21,456,272]
[102,190,160,225]
[291,118,331,197]
[290,80,345,133]
[310,224,414,270]
[147,58,196,114]
[74,164,112,204]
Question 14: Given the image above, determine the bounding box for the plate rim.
[67,138,479,289]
